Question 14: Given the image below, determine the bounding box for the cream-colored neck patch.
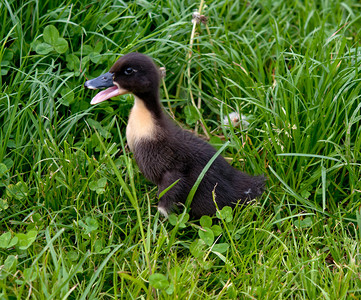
[126,96,156,151]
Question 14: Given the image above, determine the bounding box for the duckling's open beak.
[84,72,129,105]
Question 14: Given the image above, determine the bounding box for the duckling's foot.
[157,205,169,218]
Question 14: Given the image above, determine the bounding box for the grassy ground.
[1,0,361,298]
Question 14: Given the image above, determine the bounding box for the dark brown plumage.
[85,52,265,218]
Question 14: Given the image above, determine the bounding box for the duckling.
[85,52,265,218]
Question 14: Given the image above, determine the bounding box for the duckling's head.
[84,52,160,106]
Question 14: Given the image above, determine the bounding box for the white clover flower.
[223,112,249,129]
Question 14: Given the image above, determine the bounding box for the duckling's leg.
[157,171,185,217]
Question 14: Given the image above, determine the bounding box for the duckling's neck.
[135,91,163,118]
[126,96,158,151]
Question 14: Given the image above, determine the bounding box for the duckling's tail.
[252,174,267,198]
[237,172,266,201]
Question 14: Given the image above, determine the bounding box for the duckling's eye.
[124,67,134,75]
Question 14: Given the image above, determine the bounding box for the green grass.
[1,0,361,298]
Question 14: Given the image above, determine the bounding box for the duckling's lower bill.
[85,52,266,218]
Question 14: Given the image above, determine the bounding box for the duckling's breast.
[126,96,157,151]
